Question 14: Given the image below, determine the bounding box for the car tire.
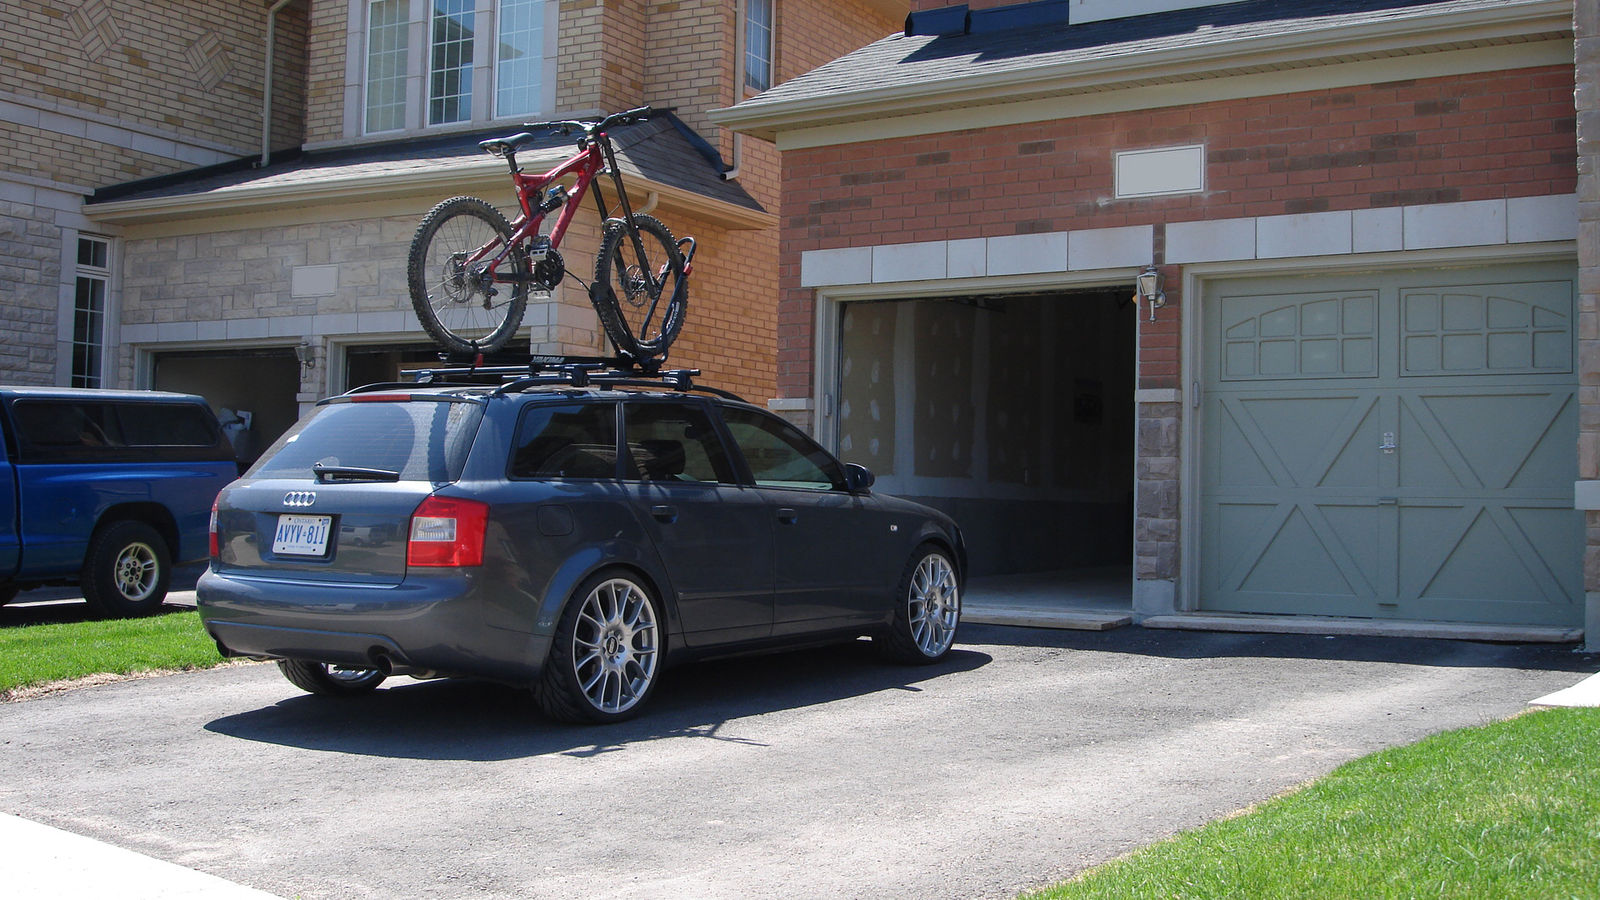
[80,520,171,618]
[534,570,664,724]
[0,585,18,606]
[277,659,387,696]
[875,544,961,664]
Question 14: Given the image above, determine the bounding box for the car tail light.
[208,496,220,560]
[407,495,489,567]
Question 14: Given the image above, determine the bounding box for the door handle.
[776,508,798,525]
[651,504,677,523]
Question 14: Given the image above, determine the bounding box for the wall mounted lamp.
[1135,265,1166,322]
[294,341,315,370]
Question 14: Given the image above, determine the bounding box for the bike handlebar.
[524,106,653,137]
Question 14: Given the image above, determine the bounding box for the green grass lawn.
[1025,706,1600,900]
[0,610,226,694]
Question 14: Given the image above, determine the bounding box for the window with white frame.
[497,0,545,118]
[744,0,773,92]
[360,0,553,135]
[72,236,110,388]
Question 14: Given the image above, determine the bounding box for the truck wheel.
[81,520,171,618]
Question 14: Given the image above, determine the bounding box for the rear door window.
[623,401,736,484]
[249,396,484,484]
[510,402,618,479]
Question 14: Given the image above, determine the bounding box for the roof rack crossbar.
[404,354,746,402]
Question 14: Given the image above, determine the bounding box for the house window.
[72,237,111,389]
[744,0,773,92]
[429,0,474,125]
[497,0,544,117]
[361,0,550,135]
[365,0,410,133]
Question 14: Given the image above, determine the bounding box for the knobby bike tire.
[592,214,687,361]
[407,196,530,356]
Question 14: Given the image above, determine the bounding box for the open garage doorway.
[152,349,300,470]
[344,341,534,391]
[833,288,1136,624]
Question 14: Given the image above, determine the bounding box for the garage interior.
[835,289,1136,622]
[153,349,301,469]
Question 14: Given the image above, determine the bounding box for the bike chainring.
[531,248,565,291]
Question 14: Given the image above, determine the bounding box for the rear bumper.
[196,569,551,684]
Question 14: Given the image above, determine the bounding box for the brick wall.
[303,0,346,145]
[0,0,273,163]
[0,122,195,189]
[270,1,310,153]
[642,0,732,141]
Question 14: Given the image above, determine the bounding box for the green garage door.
[1200,262,1582,627]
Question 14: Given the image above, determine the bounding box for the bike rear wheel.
[592,214,686,361]
[407,196,529,355]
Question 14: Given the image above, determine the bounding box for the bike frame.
[472,130,642,284]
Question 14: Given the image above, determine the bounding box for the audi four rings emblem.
[282,491,317,508]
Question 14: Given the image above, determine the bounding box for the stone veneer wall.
[113,200,782,403]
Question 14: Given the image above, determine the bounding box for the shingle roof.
[90,113,762,214]
[722,0,1562,131]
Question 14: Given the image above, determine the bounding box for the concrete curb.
[0,812,283,899]
[1529,670,1600,708]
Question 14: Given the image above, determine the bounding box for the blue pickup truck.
[0,387,238,617]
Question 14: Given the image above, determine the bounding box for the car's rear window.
[247,397,484,484]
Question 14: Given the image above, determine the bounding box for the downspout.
[720,132,742,181]
[260,0,295,168]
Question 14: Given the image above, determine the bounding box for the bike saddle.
[479,133,538,157]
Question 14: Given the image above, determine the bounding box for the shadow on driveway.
[961,621,1599,671]
[203,640,991,762]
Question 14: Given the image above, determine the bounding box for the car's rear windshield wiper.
[312,462,401,483]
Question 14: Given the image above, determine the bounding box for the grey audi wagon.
[196,370,965,723]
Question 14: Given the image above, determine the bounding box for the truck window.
[8,399,229,463]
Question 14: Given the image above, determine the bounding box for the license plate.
[272,514,332,557]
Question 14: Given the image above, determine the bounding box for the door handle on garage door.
[651,505,678,523]
[776,508,798,525]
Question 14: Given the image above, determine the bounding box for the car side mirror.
[844,463,875,493]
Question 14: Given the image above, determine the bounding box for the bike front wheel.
[592,214,687,361]
[407,196,530,355]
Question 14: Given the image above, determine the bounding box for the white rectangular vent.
[1115,145,1206,199]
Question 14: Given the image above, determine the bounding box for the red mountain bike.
[407,107,693,360]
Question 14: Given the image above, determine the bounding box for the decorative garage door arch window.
[1199,262,1582,628]
[363,0,552,134]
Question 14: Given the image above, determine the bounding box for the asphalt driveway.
[0,624,1592,899]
